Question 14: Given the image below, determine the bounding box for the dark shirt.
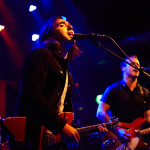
[101,80,150,123]
[14,48,74,149]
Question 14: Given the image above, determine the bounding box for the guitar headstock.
[110,117,119,128]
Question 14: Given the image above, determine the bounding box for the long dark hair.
[33,16,82,63]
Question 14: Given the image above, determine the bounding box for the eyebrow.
[56,21,66,26]
[56,21,71,27]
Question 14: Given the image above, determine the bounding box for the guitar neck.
[40,113,118,148]
[76,122,114,137]
[139,127,150,136]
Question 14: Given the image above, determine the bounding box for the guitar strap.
[139,84,147,112]
[57,71,68,113]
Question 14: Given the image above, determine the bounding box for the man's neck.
[61,47,69,59]
[60,42,73,59]
[123,76,138,91]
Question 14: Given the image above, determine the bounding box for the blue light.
[62,16,67,20]
[128,37,134,40]
[32,34,39,41]
[29,5,37,12]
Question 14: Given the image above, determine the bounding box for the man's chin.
[133,74,139,79]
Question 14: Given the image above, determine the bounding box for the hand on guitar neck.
[98,124,109,133]
[61,122,108,148]
[39,112,118,149]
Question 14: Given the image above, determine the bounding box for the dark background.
[0,0,150,148]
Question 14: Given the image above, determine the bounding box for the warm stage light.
[1,29,24,70]
[29,5,37,12]
[0,25,5,31]
[75,82,79,87]
[32,34,39,41]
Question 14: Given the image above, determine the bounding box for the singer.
[96,55,150,149]
[14,16,108,150]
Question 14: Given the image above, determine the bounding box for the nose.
[67,24,73,30]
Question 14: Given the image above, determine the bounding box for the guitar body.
[102,117,149,150]
[1,113,118,150]
[119,118,146,138]
[102,130,122,150]
[2,117,26,142]
[39,112,74,150]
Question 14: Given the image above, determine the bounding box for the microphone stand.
[90,38,150,78]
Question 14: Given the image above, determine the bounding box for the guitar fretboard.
[76,122,115,137]
[140,127,150,135]
[41,116,119,147]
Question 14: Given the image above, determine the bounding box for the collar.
[119,79,141,88]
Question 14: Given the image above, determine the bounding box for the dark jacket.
[15,48,74,149]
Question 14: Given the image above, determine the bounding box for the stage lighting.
[29,5,37,12]
[0,25,5,31]
[62,16,67,20]
[32,34,39,41]
[128,37,134,40]
[96,94,102,104]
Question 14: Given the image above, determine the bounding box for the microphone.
[142,67,150,71]
[73,33,104,40]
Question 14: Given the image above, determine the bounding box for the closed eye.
[59,23,65,27]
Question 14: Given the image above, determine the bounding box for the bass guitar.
[102,117,150,150]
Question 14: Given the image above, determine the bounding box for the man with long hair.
[15,16,107,150]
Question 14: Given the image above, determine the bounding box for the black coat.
[15,48,74,149]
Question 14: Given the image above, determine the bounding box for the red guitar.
[39,112,119,150]
[1,113,118,150]
[102,117,150,150]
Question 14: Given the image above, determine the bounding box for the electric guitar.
[1,113,118,150]
[102,117,150,150]
[39,112,119,149]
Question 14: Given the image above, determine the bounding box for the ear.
[121,66,125,72]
